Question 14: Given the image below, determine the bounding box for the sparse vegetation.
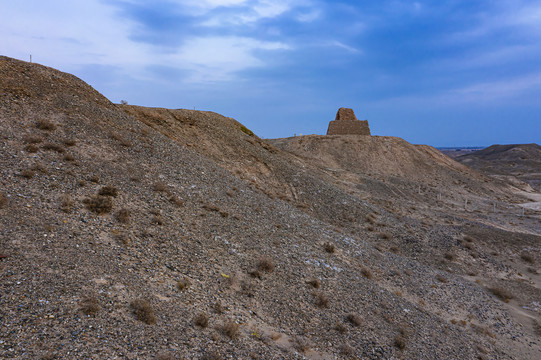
[153,181,169,193]
[378,232,391,240]
[23,134,43,144]
[0,192,7,209]
[360,266,373,279]
[240,125,254,136]
[83,195,113,214]
[521,253,535,264]
[220,320,240,339]
[346,313,362,327]
[169,195,184,207]
[24,144,39,153]
[79,295,99,316]
[394,325,409,350]
[42,142,65,153]
[292,336,310,353]
[436,274,448,283]
[21,169,35,179]
[63,153,75,162]
[115,208,130,223]
[334,322,347,333]
[323,242,335,253]
[63,139,77,147]
[177,278,190,291]
[194,313,209,328]
[487,286,514,302]
[98,185,119,197]
[313,292,329,308]
[36,119,56,130]
[257,257,275,272]
[444,252,456,261]
[109,132,132,147]
[339,344,355,356]
[59,194,74,213]
[306,278,321,288]
[130,299,156,325]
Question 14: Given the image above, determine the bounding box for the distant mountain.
[456,144,541,191]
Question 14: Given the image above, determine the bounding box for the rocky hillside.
[455,144,541,192]
[1,56,541,359]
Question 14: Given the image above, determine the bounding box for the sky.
[1,0,540,146]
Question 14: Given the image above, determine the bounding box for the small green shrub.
[240,125,254,136]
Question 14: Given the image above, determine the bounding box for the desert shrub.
[156,352,174,360]
[213,302,225,314]
[436,274,448,283]
[339,344,355,356]
[79,295,99,316]
[89,175,100,183]
[153,181,169,193]
[306,278,321,289]
[220,320,240,339]
[389,246,399,254]
[0,192,7,209]
[98,185,119,197]
[115,233,131,246]
[59,194,74,213]
[463,242,474,251]
[130,299,156,325]
[521,253,535,264]
[323,242,335,253]
[151,215,164,225]
[378,232,391,240]
[23,134,43,144]
[42,143,65,153]
[194,312,209,328]
[63,139,77,147]
[21,169,35,179]
[360,267,373,279]
[394,335,407,350]
[116,208,130,223]
[292,336,310,352]
[63,153,75,162]
[257,257,275,272]
[201,352,221,360]
[109,132,132,147]
[240,125,254,136]
[471,323,495,338]
[313,292,329,308]
[463,235,474,242]
[346,313,362,327]
[444,252,456,261]
[83,195,113,214]
[169,195,184,207]
[177,278,190,291]
[36,120,56,130]
[488,287,514,302]
[24,144,39,153]
[334,322,347,333]
[367,225,375,232]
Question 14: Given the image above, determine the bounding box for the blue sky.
[2,0,540,146]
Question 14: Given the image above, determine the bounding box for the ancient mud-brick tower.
[326,108,371,135]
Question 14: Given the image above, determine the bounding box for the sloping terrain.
[455,144,541,192]
[1,56,541,359]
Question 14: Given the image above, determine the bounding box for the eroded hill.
[1,56,541,359]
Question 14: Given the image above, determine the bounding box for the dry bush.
[0,192,7,209]
[463,235,474,242]
[257,257,275,272]
[63,139,77,147]
[169,195,184,207]
[109,132,132,147]
[63,153,75,162]
[292,336,310,353]
[444,252,456,261]
[25,144,39,153]
[367,225,375,232]
[346,313,362,327]
[79,295,100,316]
[463,242,474,251]
[23,134,43,144]
[130,299,156,325]
[360,267,373,279]
[83,195,113,214]
[116,208,130,224]
[59,194,74,213]
[323,242,335,253]
[339,344,355,356]
[436,274,448,283]
[156,352,175,360]
[42,142,65,153]
[89,175,100,183]
[527,267,538,274]
[98,185,119,197]
[471,323,495,338]
[521,253,535,264]
[220,320,240,339]
[21,169,35,179]
[153,181,169,193]
[378,232,391,240]
[334,323,347,333]
[115,233,131,246]
[313,292,329,308]
[306,278,321,289]
[389,246,399,254]
[213,301,225,314]
[177,278,190,291]
[151,215,164,225]
[394,335,407,350]
[194,312,209,328]
[202,351,221,360]
[488,287,514,302]
[36,119,56,130]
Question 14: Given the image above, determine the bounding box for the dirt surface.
[1,55,541,359]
